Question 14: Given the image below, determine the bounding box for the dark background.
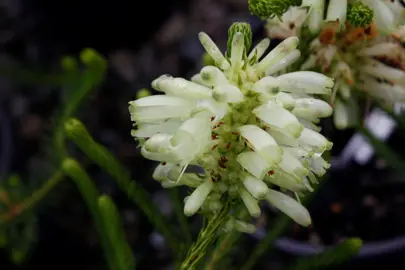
[1,0,405,269]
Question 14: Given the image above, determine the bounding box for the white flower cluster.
[266,0,405,129]
[301,0,405,35]
[128,25,334,227]
[303,34,405,129]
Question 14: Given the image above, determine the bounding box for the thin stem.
[204,206,250,269]
[169,189,192,247]
[0,170,64,224]
[180,204,230,270]
[205,231,238,270]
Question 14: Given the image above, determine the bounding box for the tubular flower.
[266,6,309,39]
[129,22,334,228]
[301,21,405,129]
[271,0,404,36]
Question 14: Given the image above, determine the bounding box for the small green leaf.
[288,238,363,270]
[98,195,135,270]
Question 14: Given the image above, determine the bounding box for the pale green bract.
[128,24,334,229]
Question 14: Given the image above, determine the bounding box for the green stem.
[0,171,64,224]
[204,207,250,269]
[62,158,117,270]
[180,204,230,270]
[64,118,179,253]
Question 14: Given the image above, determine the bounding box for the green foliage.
[0,175,38,265]
[180,203,231,270]
[288,238,362,270]
[51,48,107,162]
[63,118,179,252]
[248,0,300,19]
[98,195,136,270]
[61,158,120,270]
[347,2,374,28]
[136,88,152,99]
[227,22,253,55]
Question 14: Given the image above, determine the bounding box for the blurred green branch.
[63,118,180,254]
[0,170,64,225]
[288,238,362,270]
[62,158,134,270]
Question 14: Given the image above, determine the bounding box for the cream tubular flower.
[129,22,334,227]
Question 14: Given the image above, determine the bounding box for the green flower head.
[248,0,300,19]
[347,1,374,28]
[227,22,253,55]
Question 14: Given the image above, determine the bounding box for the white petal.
[264,49,301,76]
[213,84,244,103]
[271,92,296,111]
[184,181,213,216]
[242,175,269,199]
[170,117,212,162]
[191,74,210,87]
[129,95,194,122]
[199,32,230,70]
[152,163,180,182]
[278,151,309,179]
[292,98,333,121]
[265,189,311,226]
[141,133,179,162]
[239,125,283,164]
[230,32,244,67]
[325,0,347,28]
[255,37,299,75]
[200,66,228,87]
[362,59,405,84]
[237,151,273,180]
[298,128,333,154]
[132,119,183,137]
[357,43,401,57]
[305,0,325,34]
[239,188,261,218]
[277,71,334,95]
[265,171,305,192]
[254,102,304,138]
[251,76,281,96]
[152,75,212,100]
[333,99,351,130]
[361,0,396,33]
[248,38,270,62]
[297,117,322,132]
[310,155,330,176]
[267,128,298,147]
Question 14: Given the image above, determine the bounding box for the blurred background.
[1,0,405,269]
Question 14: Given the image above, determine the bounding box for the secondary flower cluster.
[129,23,334,228]
[265,0,405,129]
[302,23,405,129]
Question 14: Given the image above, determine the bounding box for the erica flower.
[129,23,334,227]
[301,20,405,129]
[270,0,405,36]
[266,6,309,39]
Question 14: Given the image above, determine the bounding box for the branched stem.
[0,170,64,224]
[180,204,230,270]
